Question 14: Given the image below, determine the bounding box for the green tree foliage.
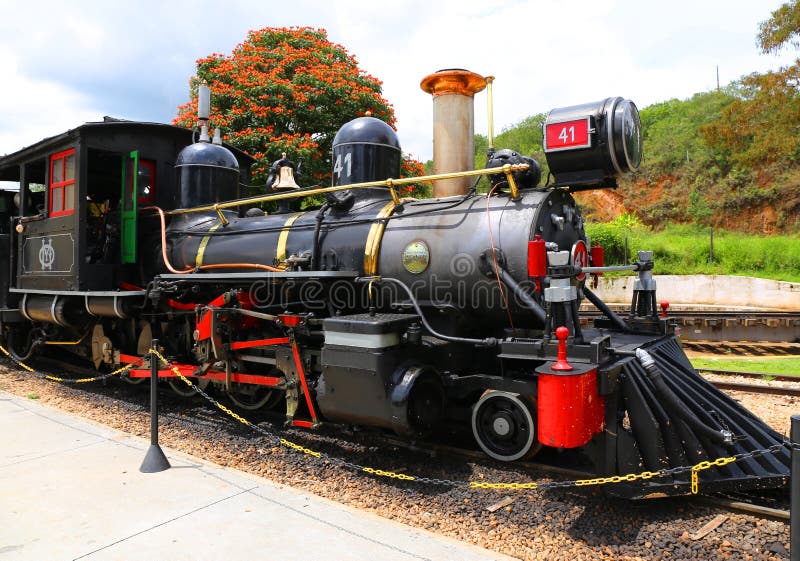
[175,27,425,194]
[472,114,548,190]
[701,66,800,167]
[758,0,800,53]
[703,1,800,169]
[639,91,736,174]
[483,114,547,161]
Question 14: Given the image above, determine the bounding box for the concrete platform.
[593,274,800,311]
[0,392,513,561]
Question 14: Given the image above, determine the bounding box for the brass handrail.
[164,163,529,217]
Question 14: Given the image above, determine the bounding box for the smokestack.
[420,69,487,197]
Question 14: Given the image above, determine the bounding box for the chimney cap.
[420,69,487,98]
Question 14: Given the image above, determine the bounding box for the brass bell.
[272,152,301,191]
[273,165,301,191]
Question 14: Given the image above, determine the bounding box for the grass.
[586,222,800,282]
[26,392,39,400]
[691,357,800,376]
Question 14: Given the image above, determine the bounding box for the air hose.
[635,348,733,446]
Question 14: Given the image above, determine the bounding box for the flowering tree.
[175,27,425,194]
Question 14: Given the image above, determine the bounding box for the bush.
[586,222,800,281]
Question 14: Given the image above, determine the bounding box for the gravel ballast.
[0,363,793,561]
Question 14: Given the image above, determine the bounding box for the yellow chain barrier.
[362,467,416,481]
[280,438,322,458]
[0,343,138,381]
[470,481,538,490]
[149,348,254,427]
[41,362,136,383]
[0,343,763,494]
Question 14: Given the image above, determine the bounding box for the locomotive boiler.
[0,69,790,498]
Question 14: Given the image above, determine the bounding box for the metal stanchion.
[139,338,171,473]
[792,415,800,561]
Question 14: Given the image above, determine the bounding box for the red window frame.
[137,159,156,204]
[49,148,76,217]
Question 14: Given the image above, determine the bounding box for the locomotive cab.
[0,120,253,328]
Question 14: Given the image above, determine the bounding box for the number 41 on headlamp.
[543,97,642,191]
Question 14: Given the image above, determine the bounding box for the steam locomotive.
[0,70,789,497]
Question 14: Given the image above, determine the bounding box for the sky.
[0,0,797,163]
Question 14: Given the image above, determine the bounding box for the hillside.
[468,78,800,234]
[464,2,800,234]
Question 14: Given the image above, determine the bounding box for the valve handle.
[551,326,573,371]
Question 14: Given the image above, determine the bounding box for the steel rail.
[708,379,800,397]
[581,309,800,319]
[700,496,789,521]
[698,368,800,383]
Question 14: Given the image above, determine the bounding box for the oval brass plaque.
[401,240,430,274]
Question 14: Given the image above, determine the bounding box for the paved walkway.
[0,392,514,561]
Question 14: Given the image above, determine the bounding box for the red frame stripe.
[128,363,282,386]
[292,342,317,422]
[230,337,290,350]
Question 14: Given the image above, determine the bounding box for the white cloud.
[0,0,797,162]
[0,50,100,156]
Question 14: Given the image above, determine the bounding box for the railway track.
[697,368,800,383]
[697,367,800,396]
[708,379,800,396]
[701,496,789,521]
[582,309,800,343]
[684,340,800,356]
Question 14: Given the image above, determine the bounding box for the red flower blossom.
[174,27,401,187]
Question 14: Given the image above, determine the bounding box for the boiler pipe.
[488,261,547,324]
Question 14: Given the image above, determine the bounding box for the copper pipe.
[144,206,193,274]
[143,206,281,274]
[197,263,281,273]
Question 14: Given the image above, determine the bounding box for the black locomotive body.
[0,87,790,498]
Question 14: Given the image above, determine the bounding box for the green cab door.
[120,151,138,264]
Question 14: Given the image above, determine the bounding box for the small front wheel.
[471,391,541,462]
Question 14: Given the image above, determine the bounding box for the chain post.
[139,339,171,473]
[791,415,800,561]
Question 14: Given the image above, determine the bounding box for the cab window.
[49,148,76,217]
[138,159,156,204]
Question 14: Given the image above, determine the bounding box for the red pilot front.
[536,327,605,449]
